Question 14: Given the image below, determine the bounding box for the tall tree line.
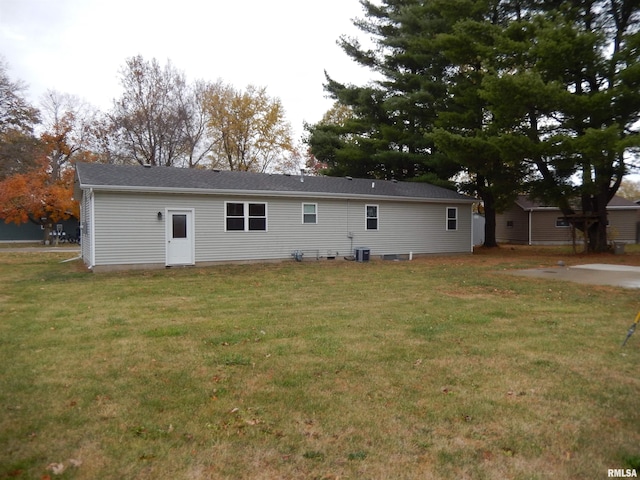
[102,55,298,171]
[307,0,640,252]
[0,56,299,238]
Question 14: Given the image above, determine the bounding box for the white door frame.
[165,208,195,266]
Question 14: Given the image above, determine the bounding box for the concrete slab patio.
[510,263,640,289]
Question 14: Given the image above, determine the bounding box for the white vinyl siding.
[79,189,94,267]
[86,191,473,268]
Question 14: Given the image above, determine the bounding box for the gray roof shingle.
[75,162,475,203]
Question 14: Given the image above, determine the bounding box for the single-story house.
[495,194,640,245]
[74,162,476,271]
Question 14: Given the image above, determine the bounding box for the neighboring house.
[495,195,640,245]
[0,217,79,243]
[74,162,476,271]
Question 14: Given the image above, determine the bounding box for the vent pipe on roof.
[300,168,305,182]
[346,176,353,180]
[372,181,375,188]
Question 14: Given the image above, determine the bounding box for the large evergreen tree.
[308,0,640,252]
[307,0,460,184]
[481,0,640,252]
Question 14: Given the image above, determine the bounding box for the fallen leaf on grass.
[481,450,494,461]
[46,463,65,475]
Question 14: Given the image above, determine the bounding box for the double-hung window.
[446,207,458,231]
[225,202,267,231]
[302,203,317,224]
[366,205,378,230]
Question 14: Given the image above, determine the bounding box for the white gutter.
[76,184,476,204]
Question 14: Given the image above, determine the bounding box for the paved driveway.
[510,263,640,289]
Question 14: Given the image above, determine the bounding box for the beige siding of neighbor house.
[607,210,638,243]
[89,191,472,268]
[530,210,639,245]
[496,206,639,246]
[495,205,529,244]
[529,211,574,244]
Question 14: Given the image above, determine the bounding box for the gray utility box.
[614,242,626,255]
[354,247,370,262]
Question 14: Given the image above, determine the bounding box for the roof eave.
[78,184,475,203]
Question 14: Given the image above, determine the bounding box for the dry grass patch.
[1,247,640,479]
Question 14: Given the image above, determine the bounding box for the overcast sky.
[1,0,374,139]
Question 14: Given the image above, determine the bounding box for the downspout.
[470,208,474,252]
[346,199,353,253]
[89,188,96,269]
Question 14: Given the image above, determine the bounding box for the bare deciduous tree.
[111,56,188,166]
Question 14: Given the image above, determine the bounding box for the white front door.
[166,209,195,266]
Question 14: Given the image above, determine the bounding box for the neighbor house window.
[506,220,514,228]
[446,207,458,230]
[225,202,267,231]
[556,217,570,227]
[366,205,378,230]
[302,203,317,224]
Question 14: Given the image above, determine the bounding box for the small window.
[226,202,245,231]
[506,220,514,228]
[225,202,267,231]
[446,207,458,231]
[248,203,266,231]
[556,217,570,227]
[302,203,317,224]
[366,205,378,230]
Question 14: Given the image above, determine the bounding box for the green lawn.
[1,247,639,479]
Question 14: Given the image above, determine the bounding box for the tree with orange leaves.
[0,90,92,243]
[0,156,78,239]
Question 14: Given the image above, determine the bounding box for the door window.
[173,214,187,238]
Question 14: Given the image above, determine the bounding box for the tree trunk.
[587,208,609,253]
[42,224,52,245]
[483,193,499,248]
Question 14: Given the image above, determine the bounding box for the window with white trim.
[302,203,317,224]
[446,207,458,231]
[556,217,570,227]
[225,202,267,231]
[366,205,378,230]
